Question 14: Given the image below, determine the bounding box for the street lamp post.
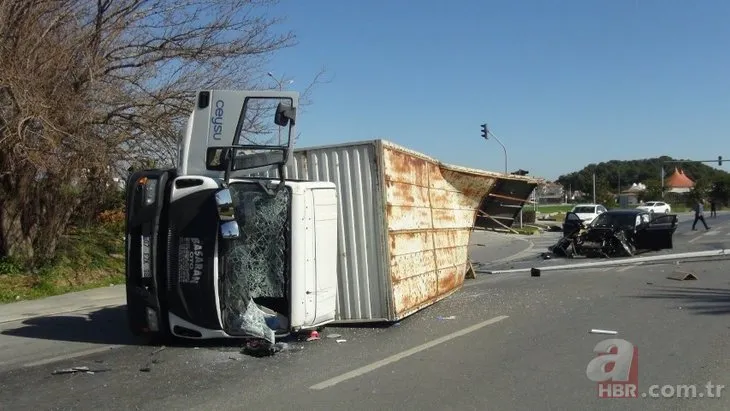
[267,72,294,145]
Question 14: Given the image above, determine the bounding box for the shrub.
[96,209,125,233]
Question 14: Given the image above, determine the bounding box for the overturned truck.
[125,89,539,343]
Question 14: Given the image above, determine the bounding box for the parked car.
[636,201,671,214]
[569,203,608,224]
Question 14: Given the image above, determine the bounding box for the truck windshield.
[218,181,292,342]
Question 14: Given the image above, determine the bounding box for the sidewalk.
[0,285,124,324]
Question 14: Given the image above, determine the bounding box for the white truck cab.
[125,90,338,343]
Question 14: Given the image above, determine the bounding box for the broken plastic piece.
[326,333,342,339]
[531,268,541,277]
[52,366,107,375]
[667,271,698,281]
[590,329,618,335]
[336,339,347,343]
[437,316,456,320]
[306,330,320,341]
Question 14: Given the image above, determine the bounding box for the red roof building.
[664,167,695,193]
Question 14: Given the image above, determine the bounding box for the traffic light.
[719,156,723,166]
[480,124,488,139]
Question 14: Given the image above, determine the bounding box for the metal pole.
[492,133,508,174]
[485,126,508,174]
[661,166,665,199]
[592,172,596,204]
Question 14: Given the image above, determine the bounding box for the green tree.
[557,157,727,195]
[711,175,730,206]
[687,179,711,206]
[639,179,663,202]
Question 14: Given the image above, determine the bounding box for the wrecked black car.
[548,209,678,258]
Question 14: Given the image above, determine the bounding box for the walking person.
[692,199,710,230]
[710,199,717,218]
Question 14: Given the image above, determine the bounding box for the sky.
[260,0,730,181]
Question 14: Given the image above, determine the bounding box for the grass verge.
[0,223,125,304]
[513,225,541,235]
[534,204,573,213]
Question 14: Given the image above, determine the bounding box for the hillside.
[556,156,729,194]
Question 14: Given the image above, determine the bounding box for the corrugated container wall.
[243,141,391,322]
[242,139,538,323]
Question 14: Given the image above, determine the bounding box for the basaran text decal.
[211,99,224,140]
[179,237,204,284]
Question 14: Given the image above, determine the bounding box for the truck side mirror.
[214,188,240,239]
[274,102,296,127]
[206,147,231,171]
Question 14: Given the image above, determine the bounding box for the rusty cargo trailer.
[244,139,538,323]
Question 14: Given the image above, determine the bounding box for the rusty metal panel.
[379,141,536,320]
[241,139,540,323]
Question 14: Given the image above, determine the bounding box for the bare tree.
[0,0,322,264]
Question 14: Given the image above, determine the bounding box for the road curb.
[0,286,125,324]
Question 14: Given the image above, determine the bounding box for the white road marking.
[617,263,641,272]
[688,234,704,243]
[705,230,720,236]
[599,267,613,272]
[309,315,510,390]
[22,345,122,368]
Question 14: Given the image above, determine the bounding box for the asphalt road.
[1,213,730,411]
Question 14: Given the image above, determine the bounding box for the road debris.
[667,271,698,281]
[590,329,618,335]
[52,366,110,375]
[306,330,320,341]
[437,316,456,320]
[139,346,166,372]
[326,333,342,339]
[241,340,302,357]
[336,339,347,343]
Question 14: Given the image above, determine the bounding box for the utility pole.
[592,172,596,204]
[480,123,508,174]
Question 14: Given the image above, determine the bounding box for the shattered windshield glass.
[218,182,291,342]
